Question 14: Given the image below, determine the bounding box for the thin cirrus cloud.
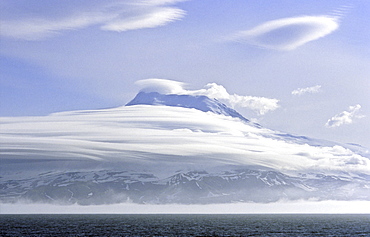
[0,0,186,40]
[292,85,322,96]
[233,15,339,50]
[136,79,280,115]
[325,104,365,128]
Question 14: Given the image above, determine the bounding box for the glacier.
[0,91,369,205]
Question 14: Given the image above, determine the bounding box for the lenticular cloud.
[0,0,185,40]
[234,16,339,50]
[136,78,185,94]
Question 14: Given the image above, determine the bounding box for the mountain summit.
[126,91,250,123]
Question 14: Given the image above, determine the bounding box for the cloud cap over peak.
[136,78,185,94]
[135,79,279,115]
[234,15,339,50]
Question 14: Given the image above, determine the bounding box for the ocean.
[1,214,369,236]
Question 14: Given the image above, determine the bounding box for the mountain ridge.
[3,168,368,205]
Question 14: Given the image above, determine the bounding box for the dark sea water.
[1,214,369,236]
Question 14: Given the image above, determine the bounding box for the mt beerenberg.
[126,91,250,123]
[0,92,369,205]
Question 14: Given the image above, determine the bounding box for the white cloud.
[101,7,185,32]
[1,105,369,175]
[233,16,339,50]
[325,104,365,128]
[228,94,279,115]
[136,79,280,115]
[184,82,280,115]
[135,78,185,94]
[0,0,185,40]
[292,85,322,95]
[0,13,111,40]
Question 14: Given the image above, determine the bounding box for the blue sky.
[1,0,369,147]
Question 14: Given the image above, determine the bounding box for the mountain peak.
[126,91,249,123]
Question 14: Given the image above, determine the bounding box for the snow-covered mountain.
[1,92,369,205]
[126,91,251,123]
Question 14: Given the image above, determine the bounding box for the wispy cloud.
[329,5,354,18]
[325,104,365,128]
[292,85,322,96]
[1,104,369,175]
[0,0,186,40]
[136,79,280,115]
[233,16,339,50]
[100,6,185,32]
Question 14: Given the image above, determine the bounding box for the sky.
[1,0,369,148]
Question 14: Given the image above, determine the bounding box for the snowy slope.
[0,92,369,204]
[126,91,251,123]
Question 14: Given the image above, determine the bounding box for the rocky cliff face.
[2,169,369,205]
